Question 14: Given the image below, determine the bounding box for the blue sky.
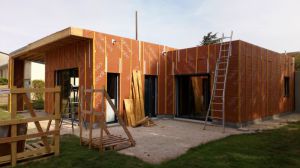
[0,0,299,53]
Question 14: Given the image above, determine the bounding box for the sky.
[0,0,299,54]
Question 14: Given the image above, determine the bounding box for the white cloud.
[0,0,299,53]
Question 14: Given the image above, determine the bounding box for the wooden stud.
[10,86,17,167]
[89,86,94,149]
[0,87,61,166]
[54,87,61,156]
[79,87,84,145]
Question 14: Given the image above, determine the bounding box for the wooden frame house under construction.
[8,27,295,126]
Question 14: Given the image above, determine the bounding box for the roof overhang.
[9,27,92,63]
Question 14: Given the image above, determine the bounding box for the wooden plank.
[54,88,60,156]
[31,143,43,149]
[136,71,145,119]
[0,130,58,144]
[0,116,59,126]
[132,117,150,127]
[89,87,94,149]
[25,144,36,151]
[10,88,17,167]
[99,88,105,152]
[124,99,135,126]
[79,86,84,145]
[132,71,141,121]
[10,87,60,94]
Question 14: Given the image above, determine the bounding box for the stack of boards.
[124,70,155,127]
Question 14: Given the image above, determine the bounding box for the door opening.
[176,74,210,120]
[107,73,119,123]
[144,75,158,117]
[55,68,79,123]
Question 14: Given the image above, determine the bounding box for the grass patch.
[18,122,300,168]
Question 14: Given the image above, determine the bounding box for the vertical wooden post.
[54,86,61,156]
[88,86,94,149]
[10,86,17,167]
[79,87,83,145]
[99,87,105,152]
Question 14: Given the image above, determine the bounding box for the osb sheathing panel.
[239,41,294,123]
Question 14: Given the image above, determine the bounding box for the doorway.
[176,74,210,120]
[144,75,158,117]
[55,68,79,122]
[107,73,119,123]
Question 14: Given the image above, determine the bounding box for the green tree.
[0,78,8,85]
[200,32,221,46]
[31,80,45,100]
[288,52,300,71]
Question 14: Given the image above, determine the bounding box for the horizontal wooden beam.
[8,87,61,94]
[0,116,60,126]
[0,130,59,144]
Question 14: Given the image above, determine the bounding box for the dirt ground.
[26,112,300,164]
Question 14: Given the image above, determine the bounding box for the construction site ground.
[26,112,300,164]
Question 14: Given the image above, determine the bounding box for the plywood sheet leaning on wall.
[124,99,135,126]
[124,70,155,127]
[191,77,205,116]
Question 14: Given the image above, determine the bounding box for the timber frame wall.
[9,28,295,125]
[0,87,60,167]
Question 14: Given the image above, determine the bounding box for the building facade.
[8,27,295,126]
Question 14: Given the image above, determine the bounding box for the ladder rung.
[216,75,225,77]
[215,89,224,91]
[217,69,226,71]
[213,96,223,98]
[212,102,223,104]
[216,82,224,83]
[211,116,223,120]
[218,62,227,64]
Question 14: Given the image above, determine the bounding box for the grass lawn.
[18,122,300,168]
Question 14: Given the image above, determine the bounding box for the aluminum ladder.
[203,31,233,132]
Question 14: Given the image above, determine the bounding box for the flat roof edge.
[9,27,87,58]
